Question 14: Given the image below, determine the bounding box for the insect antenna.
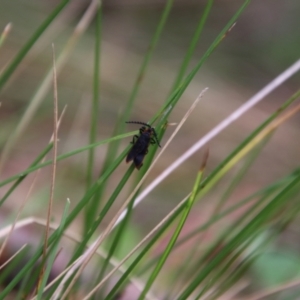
[125,121,151,127]
[126,121,161,147]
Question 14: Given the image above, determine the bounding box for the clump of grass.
[0,1,300,299]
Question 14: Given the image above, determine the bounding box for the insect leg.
[131,135,139,144]
[150,138,156,144]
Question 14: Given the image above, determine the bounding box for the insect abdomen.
[126,135,150,163]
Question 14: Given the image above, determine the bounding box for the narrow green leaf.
[37,199,70,299]
[85,3,102,233]
[177,175,300,299]
[0,131,132,188]
[0,0,70,92]
[105,208,182,300]
[171,0,214,91]
[138,167,203,299]
[70,165,134,263]
[0,142,53,206]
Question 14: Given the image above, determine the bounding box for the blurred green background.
[0,1,300,294]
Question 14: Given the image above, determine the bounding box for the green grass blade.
[194,89,300,200]
[106,169,295,300]
[105,209,183,300]
[134,88,300,278]
[214,134,273,215]
[86,5,102,189]
[0,244,43,298]
[2,57,295,196]
[176,177,295,251]
[51,166,134,296]
[16,265,33,299]
[3,0,298,298]
[152,0,251,125]
[0,0,70,91]
[85,115,127,238]
[81,2,175,229]
[177,175,300,299]
[0,131,132,188]
[95,192,136,298]
[137,169,297,277]
[171,0,214,91]
[198,195,300,299]
[138,166,204,299]
[63,147,128,231]
[37,199,70,300]
[70,165,134,263]
[0,142,53,206]
[135,88,300,277]
[0,147,128,297]
[122,0,174,121]
[98,0,174,182]
[0,245,28,287]
[85,4,102,232]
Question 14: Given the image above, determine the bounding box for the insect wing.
[134,152,146,170]
[127,131,150,158]
[132,140,149,169]
[126,137,148,162]
[126,145,137,163]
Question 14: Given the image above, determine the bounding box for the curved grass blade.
[177,175,300,299]
[86,4,102,189]
[70,165,134,264]
[152,0,251,126]
[99,209,182,300]
[0,131,132,188]
[85,3,102,233]
[0,0,70,91]
[36,199,70,300]
[0,142,53,206]
[95,190,136,298]
[0,146,128,297]
[138,159,206,299]
[170,0,214,91]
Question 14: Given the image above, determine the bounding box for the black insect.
[126,121,161,170]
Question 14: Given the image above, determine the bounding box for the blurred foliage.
[0,1,300,299]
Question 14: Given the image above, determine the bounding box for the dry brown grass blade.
[0,244,27,271]
[0,23,12,52]
[241,278,300,300]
